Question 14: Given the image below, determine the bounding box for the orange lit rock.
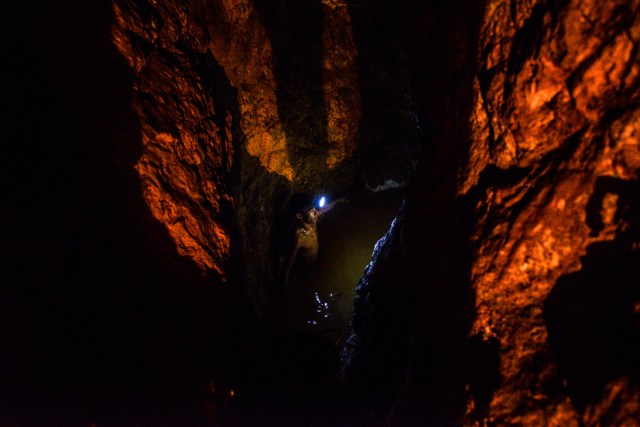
[204,0,295,181]
[111,0,365,291]
[321,0,362,169]
[112,0,234,280]
[107,0,637,422]
[468,0,640,423]
[203,0,362,183]
[344,0,639,425]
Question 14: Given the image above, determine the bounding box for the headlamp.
[317,196,326,208]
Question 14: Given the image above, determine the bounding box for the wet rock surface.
[4,0,639,425]
[2,1,252,424]
[111,0,422,302]
[344,0,640,425]
[4,0,418,424]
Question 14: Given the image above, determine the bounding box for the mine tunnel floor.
[267,188,404,341]
[222,189,404,426]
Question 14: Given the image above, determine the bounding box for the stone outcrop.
[110,0,640,423]
[468,0,640,424]
[7,0,638,424]
[5,0,422,423]
[111,0,422,300]
[112,0,239,282]
[344,0,640,425]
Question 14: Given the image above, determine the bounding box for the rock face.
[111,0,422,300]
[112,0,234,280]
[7,0,638,424]
[3,1,256,421]
[468,0,640,424]
[344,0,640,425]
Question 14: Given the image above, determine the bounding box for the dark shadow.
[347,0,423,190]
[0,2,252,425]
[396,0,492,424]
[253,0,330,180]
[341,0,492,425]
[544,174,640,412]
[245,188,405,426]
[585,175,638,238]
[350,0,428,188]
[0,0,503,425]
[464,335,502,424]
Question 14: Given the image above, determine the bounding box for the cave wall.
[2,1,255,421]
[343,0,640,425]
[110,0,422,301]
[7,0,638,424]
[466,0,640,424]
[4,0,417,422]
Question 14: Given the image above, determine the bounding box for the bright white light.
[318,196,326,208]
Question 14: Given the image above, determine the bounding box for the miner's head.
[297,207,318,224]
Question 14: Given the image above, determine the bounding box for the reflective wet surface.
[266,189,404,344]
[228,189,405,425]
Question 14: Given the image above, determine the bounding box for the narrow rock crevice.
[4,0,640,425]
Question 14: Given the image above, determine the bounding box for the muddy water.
[219,190,405,426]
[269,189,404,343]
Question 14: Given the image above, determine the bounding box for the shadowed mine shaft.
[3,0,639,425]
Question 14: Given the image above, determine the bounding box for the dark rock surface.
[111,0,423,303]
[3,0,639,425]
[343,0,640,425]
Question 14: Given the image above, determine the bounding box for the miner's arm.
[317,196,347,217]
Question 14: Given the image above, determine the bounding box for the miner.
[278,195,346,292]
